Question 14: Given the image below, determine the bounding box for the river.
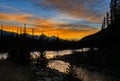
[76,66,120,81]
[48,60,120,81]
[0,48,120,81]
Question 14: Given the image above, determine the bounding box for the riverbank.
[0,60,38,81]
[0,59,81,81]
[0,60,65,81]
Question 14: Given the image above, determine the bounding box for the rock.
[45,77,51,81]
[48,60,69,73]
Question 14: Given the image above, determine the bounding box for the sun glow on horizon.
[0,24,99,40]
[0,0,107,40]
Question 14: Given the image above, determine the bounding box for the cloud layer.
[31,0,107,23]
[0,12,99,40]
[0,0,109,40]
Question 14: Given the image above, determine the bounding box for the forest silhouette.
[0,0,120,81]
[74,0,120,71]
[0,0,120,66]
[0,0,120,78]
[79,0,120,47]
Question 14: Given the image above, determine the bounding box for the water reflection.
[45,50,73,59]
[44,48,98,59]
[0,48,98,60]
[48,60,120,81]
[1,48,120,81]
[76,66,120,81]
[0,53,8,60]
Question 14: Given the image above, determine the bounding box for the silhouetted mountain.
[79,0,120,48]
[39,34,59,41]
[79,21,120,48]
[0,29,78,54]
[0,29,60,41]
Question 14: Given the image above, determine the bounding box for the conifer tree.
[110,0,120,23]
[102,17,106,30]
[0,25,3,37]
[106,12,110,25]
[24,24,26,34]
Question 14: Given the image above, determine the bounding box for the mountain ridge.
[79,22,120,47]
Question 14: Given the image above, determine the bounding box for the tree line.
[102,0,120,30]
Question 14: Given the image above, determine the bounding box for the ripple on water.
[47,60,120,81]
[76,67,120,81]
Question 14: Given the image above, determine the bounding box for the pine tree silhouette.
[106,12,110,25]
[102,17,106,30]
[101,0,120,29]
[110,0,120,23]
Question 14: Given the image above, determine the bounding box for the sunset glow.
[0,0,110,40]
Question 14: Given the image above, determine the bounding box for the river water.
[76,66,120,81]
[0,48,120,81]
[48,60,120,81]
[46,49,120,81]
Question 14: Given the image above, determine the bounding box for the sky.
[0,0,110,40]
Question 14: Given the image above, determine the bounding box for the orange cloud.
[0,13,34,24]
[0,24,99,40]
[0,12,99,40]
[34,19,56,27]
[44,28,99,40]
[0,13,57,28]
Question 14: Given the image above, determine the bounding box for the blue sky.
[0,0,111,39]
